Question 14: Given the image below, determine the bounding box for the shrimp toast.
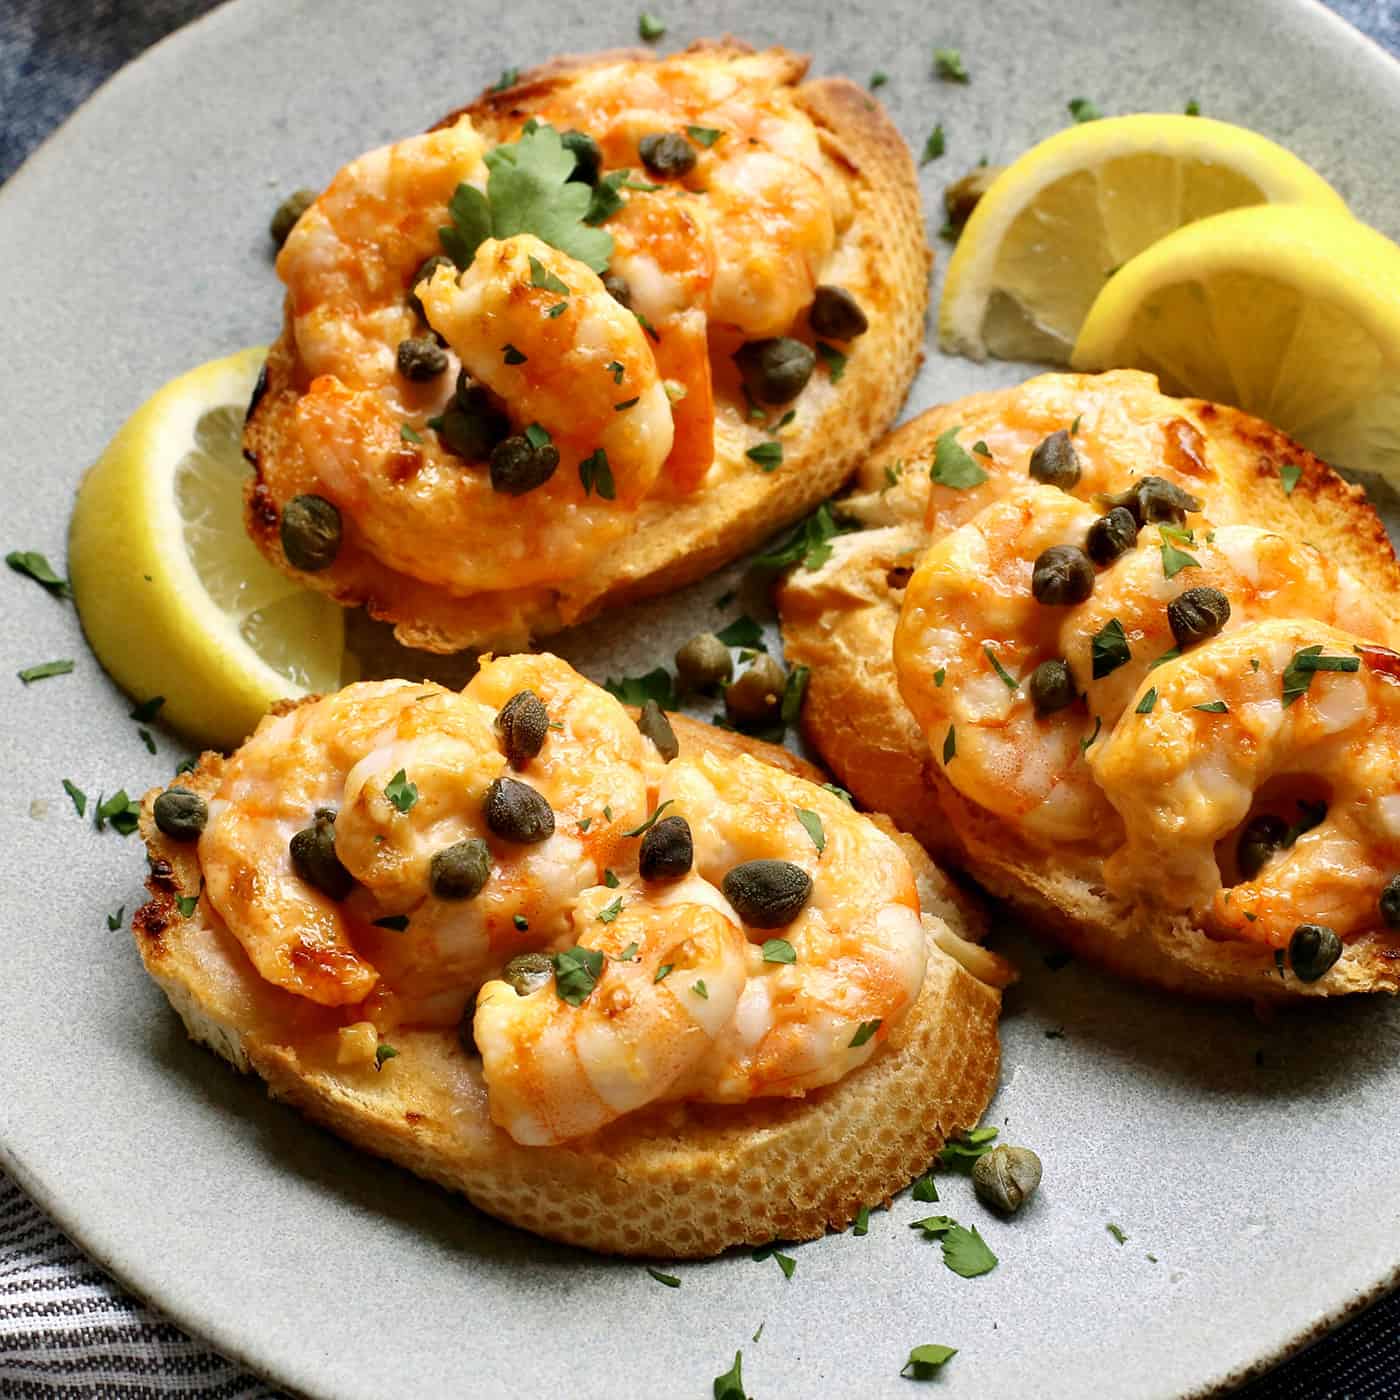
[132,659,1007,1257]
[779,369,1400,1000]
[244,39,928,653]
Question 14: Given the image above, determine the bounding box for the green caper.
[396,336,448,381]
[972,1144,1043,1215]
[289,808,354,900]
[435,372,510,462]
[1028,430,1080,491]
[1288,923,1342,982]
[497,690,550,767]
[722,859,813,928]
[503,951,555,997]
[1085,506,1139,565]
[636,699,679,762]
[1098,475,1201,526]
[1237,813,1288,881]
[1029,659,1076,715]
[675,632,734,691]
[724,654,787,728]
[280,494,342,573]
[734,337,816,404]
[809,285,869,340]
[408,254,454,319]
[639,131,697,178]
[1167,586,1230,648]
[561,129,603,185]
[153,786,208,842]
[484,776,555,844]
[943,164,1006,229]
[1381,873,1400,928]
[639,814,694,881]
[269,188,316,247]
[489,434,559,495]
[1031,545,1095,606]
[602,271,633,308]
[429,838,492,900]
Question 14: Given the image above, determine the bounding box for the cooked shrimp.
[474,876,749,1145]
[1093,619,1400,946]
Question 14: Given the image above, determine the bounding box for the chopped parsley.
[795,807,825,854]
[753,501,849,572]
[849,1018,881,1048]
[1279,462,1303,495]
[492,67,519,92]
[902,1344,957,1379]
[585,168,629,225]
[513,914,529,931]
[544,300,568,318]
[384,769,418,813]
[524,422,551,449]
[971,439,991,457]
[647,1266,680,1287]
[1107,1222,1128,1244]
[853,1205,871,1236]
[943,725,956,764]
[762,938,797,965]
[983,644,1018,691]
[869,71,889,89]
[579,447,616,499]
[692,979,709,999]
[654,963,674,983]
[613,396,640,411]
[174,881,203,919]
[1184,98,1201,115]
[138,728,156,754]
[129,696,165,722]
[921,124,946,164]
[604,868,620,888]
[941,1223,998,1277]
[912,1173,939,1202]
[503,343,527,365]
[1080,715,1103,752]
[604,669,677,709]
[615,940,639,961]
[816,340,848,382]
[934,667,946,687]
[1282,644,1359,706]
[1070,413,1083,435]
[1149,646,1181,670]
[686,125,722,147]
[373,915,410,932]
[1068,96,1103,122]
[401,424,424,444]
[822,782,854,806]
[622,798,675,838]
[930,426,988,489]
[746,440,783,470]
[527,254,568,294]
[909,1214,957,1237]
[61,779,86,817]
[607,360,625,384]
[939,1125,998,1166]
[374,1043,399,1070]
[5,550,70,598]
[94,790,140,836]
[18,659,73,684]
[1135,687,1158,714]
[553,946,605,1004]
[638,12,666,40]
[933,48,969,81]
[106,907,124,932]
[713,1351,748,1400]
[597,896,624,924]
[577,816,592,833]
[1091,618,1131,678]
[781,665,810,726]
[715,615,766,649]
[1193,699,1229,713]
[1159,523,1200,579]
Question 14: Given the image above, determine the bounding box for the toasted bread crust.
[242,40,930,654]
[134,713,1004,1257]
[780,378,1400,1000]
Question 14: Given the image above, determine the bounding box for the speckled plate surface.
[3,1,1400,1396]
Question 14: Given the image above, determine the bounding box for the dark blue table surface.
[4,2,1400,1396]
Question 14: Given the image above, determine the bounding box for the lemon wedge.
[70,347,346,749]
[1071,204,1400,480]
[939,114,1346,363]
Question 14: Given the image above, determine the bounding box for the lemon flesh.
[1071,204,1400,481]
[70,347,345,749]
[939,114,1347,364]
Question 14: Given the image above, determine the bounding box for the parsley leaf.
[174,881,202,919]
[762,938,796,964]
[527,254,569,294]
[94,790,140,836]
[921,124,946,164]
[822,782,854,806]
[1159,523,1200,579]
[746,440,783,470]
[604,868,620,888]
[692,978,709,999]
[870,71,889,89]
[686,125,722,147]
[1194,699,1229,713]
[401,424,424,444]
[374,1043,398,1071]
[939,1125,998,1167]
[1068,96,1103,122]
[1107,1222,1128,1244]
[983,644,1018,691]
[638,11,666,40]
[1280,462,1303,495]
[909,1214,957,1237]
[385,769,418,813]
[933,48,969,81]
[647,1265,680,1287]
[597,896,624,924]
[579,447,616,499]
[622,798,675,838]
[715,615,766,650]
[503,343,527,365]
[912,1172,939,1202]
[604,669,678,709]
[1149,645,1181,670]
[1091,618,1131,678]
[1070,413,1083,435]
[930,426,988,489]
[713,1351,748,1400]
[61,779,86,817]
[1080,714,1103,752]
[654,963,674,983]
[1135,687,1158,714]
[439,181,492,269]
[849,1018,881,1048]
[514,914,529,931]
[934,667,946,687]
[553,946,605,1005]
[943,724,956,764]
[781,665,810,725]
[753,502,849,572]
[129,695,165,722]
[1185,98,1201,116]
[18,659,73,684]
[941,1223,998,1277]
[1282,644,1360,706]
[902,1344,957,1379]
[795,807,825,854]
[106,906,124,932]
[853,1205,871,1236]
[492,67,519,92]
[373,915,410,932]
[6,550,70,598]
[816,340,848,382]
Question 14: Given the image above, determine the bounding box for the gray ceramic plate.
[4,1,1400,1396]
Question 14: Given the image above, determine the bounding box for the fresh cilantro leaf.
[439,181,492,268]
[61,779,86,817]
[106,906,124,932]
[18,659,73,683]
[1194,699,1229,713]
[638,11,666,40]
[869,71,889,89]
[902,1344,957,1379]
[983,644,1018,691]
[1149,646,1181,670]
[401,424,424,444]
[579,447,616,499]
[6,550,70,597]
[912,1173,939,1203]
[1068,96,1103,122]
[622,798,675,838]
[821,782,854,806]
[647,1266,680,1287]
[941,1223,997,1277]
[1280,463,1302,494]
[1184,98,1201,115]
[1107,1222,1128,1244]
[373,915,410,931]
[385,769,418,813]
[654,963,674,983]
[746,440,783,470]
[503,343,527,365]
[930,426,988,489]
[553,945,605,1004]
[1159,523,1200,579]
[943,724,956,763]
[129,695,165,722]
[374,1043,399,1070]
[94,790,140,836]
[753,501,849,572]
[761,938,796,965]
[921,124,946,164]
[713,1351,748,1400]
[1091,618,1131,678]
[795,807,825,854]
[781,664,810,726]
[816,341,847,382]
[849,1018,881,1048]
[585,168,629,224]
[686,125,722,147]
[1282,645,1359,706]
[604,669,678,709]
[492,67,519,92]
[1136,687,1158,714]
[527,254,570,294]
[598,896,624,924]
[934,48,969,81]
[909,1214,957,1236]
[1080,715,1103,752]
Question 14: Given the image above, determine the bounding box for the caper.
[152,786,208,842]
[1288,922,1342,983]
[601,271,633,308]
[1028,430,1081,491]
[408,254,454,320]
[724,654,787,728]
[484,776,555,844]
[429,838,492,901]
[943,164,1006,229]
[1031,545,1095,606]
[972,1144,1043,1216]
[809,285,869,340]
[1085,506,1139,565]
[1237,813,1288,881]
[1381,873,1400,928]
[280,493,342,573]
[1098,475,1201,526]
[722,859,813,928]
[1029,659,1076,715]
[435,372,510,462]
[1167,586,1230,648]
[269,188,316,247]
[675,632,733,691]
[734,337,816,405]
[639,131,697,178]
[396,336,448,382]
[636,699,679,762]
[639,814,694,881]
[489,434,559,495]
[503,951,555,997]
[497,689,550,767]
[561,129,603,185]
[289,808,354,900]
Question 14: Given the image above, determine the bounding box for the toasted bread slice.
[780,370,1400,1000]
[133,711,1007,1258]
[243,39,929,654]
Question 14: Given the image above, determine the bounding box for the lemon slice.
[939,114,1346,363]
[1071,204,1400,480]
[70,347,346,749]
